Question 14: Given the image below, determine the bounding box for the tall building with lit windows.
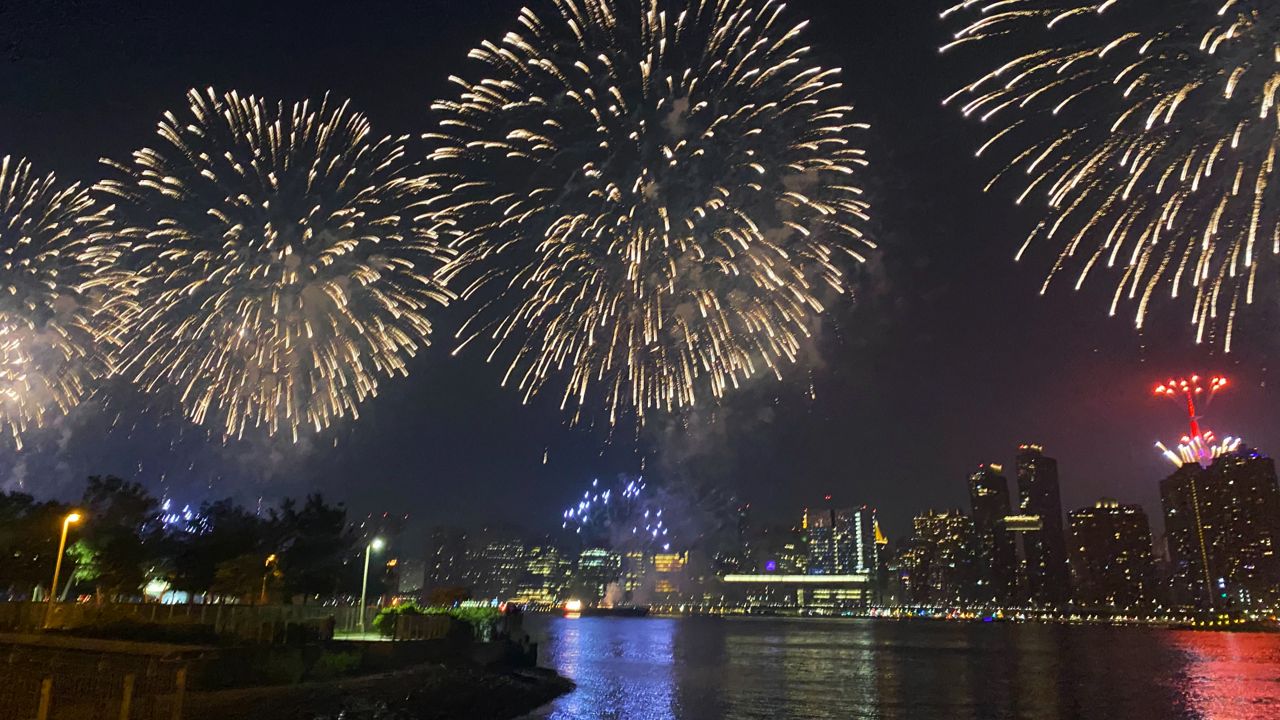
[1161,448,1280,611]
[1016,444,1071,605]
[651,552,687,601]
[1068,499,1156,610]
[808,504,879,576]
[572,547,621,603]
[968,464,1018,605]
[899,510,979,605]
[757,524,808,575]
[467,527,527,600]
[515,544,570,604]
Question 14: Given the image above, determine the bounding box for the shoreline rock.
[185,662,573,720]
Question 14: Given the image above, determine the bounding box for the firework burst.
[0,156,125,450]
[942,1,1280,350]
[98,88,455,441]
[431,0,873,424]
[562,476,674,551]
[1153,373,1235,467]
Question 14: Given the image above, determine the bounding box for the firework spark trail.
[562,476,674,552]
[98,88,456,442]
[942,1,1280,351]
[0,156,127,450]
[430,0,873,425]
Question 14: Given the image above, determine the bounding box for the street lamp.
[45,511,82,627]
[358,538,385,633]
[259,554,278,605]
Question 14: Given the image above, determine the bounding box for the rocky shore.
[185,662,573,720]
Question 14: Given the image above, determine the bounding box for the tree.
[79,476,163,599]
[0,492,73,598]
[65,539,100,595]
[276,495,355,602]
[168,499,275,599]
[211,553,280,602]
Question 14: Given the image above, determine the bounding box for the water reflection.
[1170,631,1280,719]
[522,616,1280,720]
[533,617,677,720]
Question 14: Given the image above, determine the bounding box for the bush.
[371,602,501,639]
[372,602,424,636]
[434,605,501,639]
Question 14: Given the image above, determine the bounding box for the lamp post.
[46,511,82,627]
[259,554,278,605]
[358,538,385,633]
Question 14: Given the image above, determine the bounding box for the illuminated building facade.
[968,464,1019,605]
[514,544,571,604]
[1067,499,1156,610]
[808,504,879,576]
[1161,449,1280,611]
[572,547,622,603]
[899,510,979,605]
[467,528,528,600]
[722,573,874,612]
[1016,444,1071,605]
[651,552,687,600]
[757,524,809,575]
[622,551,649,596]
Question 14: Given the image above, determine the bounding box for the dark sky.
[1,0,1276,545]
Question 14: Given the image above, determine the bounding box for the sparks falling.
[942,1,1280,351]
[561,476,673,552]
[431,0,873,425]
[97,89,455,441]
[0,156,126,450]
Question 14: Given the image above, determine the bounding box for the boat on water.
[562,599,651,617]
[580,606,650,618]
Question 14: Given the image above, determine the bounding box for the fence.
[390,612,454,641]
[0,641,191,720]
[0,602,377,643]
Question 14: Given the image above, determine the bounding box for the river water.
[518,615,1280,720]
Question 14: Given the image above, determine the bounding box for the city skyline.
[5,2,1280,719]
[0,0,1278,545]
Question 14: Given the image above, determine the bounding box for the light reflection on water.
[520,616,1280,720]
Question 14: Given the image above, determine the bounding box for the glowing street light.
[45,511,82,627]
[358,538,385,633]
[259,553,278,605]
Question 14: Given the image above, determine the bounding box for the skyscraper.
[573,547,622,603]
[758,523,808,574]
[1161,449,1280,611]
[466,526,527,600]
[808,504,879,576]
[898,510,979,605]
[808,508,836,574]
[1016,444,1071,605]
[516,544,571,604]
[968,464,1018,605]
[1068,499,1156,610]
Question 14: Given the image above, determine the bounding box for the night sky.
[1,0,1276,544]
